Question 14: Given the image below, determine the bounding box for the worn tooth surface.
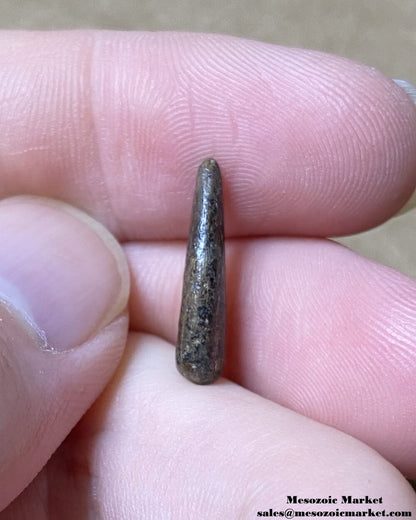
[176,158,226,385]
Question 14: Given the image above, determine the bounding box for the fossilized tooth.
[176,158,225,384]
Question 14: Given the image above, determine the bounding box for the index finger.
[1,30,415,239]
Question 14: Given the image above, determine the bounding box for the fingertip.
[0,195,130,509]
[0,195,130,349]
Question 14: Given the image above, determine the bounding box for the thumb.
[0,196,129,511]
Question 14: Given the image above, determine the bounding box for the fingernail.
[392,79,416,216]
[0,196,130,351]
[393,79,416,105]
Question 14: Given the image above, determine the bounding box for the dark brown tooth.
[176,158,226,385]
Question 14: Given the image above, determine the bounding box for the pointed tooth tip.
[200,157,219,171]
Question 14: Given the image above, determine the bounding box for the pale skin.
[0,31,415,517]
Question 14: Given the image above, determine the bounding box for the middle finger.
[125,237,416,476]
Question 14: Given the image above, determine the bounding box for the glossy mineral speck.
[176,158,225,385]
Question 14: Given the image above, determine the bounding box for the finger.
[5,334,414,517]
[0,196,129,511]
[1,31,416,238]
[125,239,416,477]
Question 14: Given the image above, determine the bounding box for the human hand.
[0,31,415,517]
